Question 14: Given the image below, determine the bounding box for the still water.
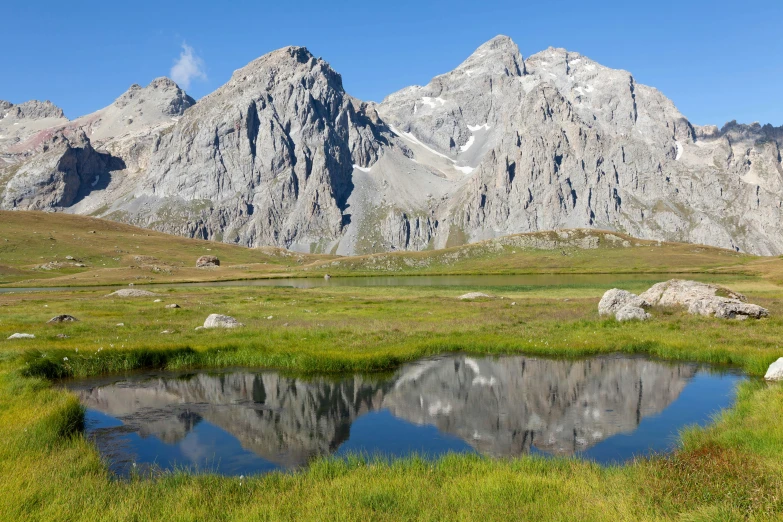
[66,354,744,476]
[0,272,729,293]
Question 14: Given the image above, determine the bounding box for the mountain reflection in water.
[68,355,742,476]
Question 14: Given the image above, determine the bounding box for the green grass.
[0,280,782,520]
[2,212,783,519]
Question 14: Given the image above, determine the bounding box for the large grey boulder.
[765,358,783,381]
[615,305,651,322]
[203,314,244,329]
[640,280,768,320]
[598,289,648,316]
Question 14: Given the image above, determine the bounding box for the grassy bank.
[1,277,782,519]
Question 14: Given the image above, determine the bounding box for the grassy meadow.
[0,211,782,519]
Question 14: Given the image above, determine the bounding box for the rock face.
[640,279,769,319]
[203,314,243,328]
[765,358,783,381]
[196,255,220,267]
[3,36,783,255]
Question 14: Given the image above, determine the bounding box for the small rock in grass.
[55,334,69,339]
[153,299,162,303]
[194,326,204,331]
[511,302,516,306]
[765,358,783,381]
[458,292,493,300]
[324,274,331,280]
[116,323,125,327]
[196,255,220,268]
[8,333,35,340]
[203,314,244,329]
[47,315,79,324]
[165,304,180,309]
[161,330,174,334]
[106,289,158,298]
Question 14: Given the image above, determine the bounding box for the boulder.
[196,255,220,268]
[765,358,783,381]
[598,289,648,316]
[203,314,244,329]
[640,280,768,320]
[107,289,159,298]
[458,292,493,300]
[8,333,35,339]
[615,305,651,322]
[47,315,79,324]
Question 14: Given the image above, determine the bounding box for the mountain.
[2,36,782,255]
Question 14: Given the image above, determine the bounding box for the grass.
[1,212,783,519]
[0,278,782,519]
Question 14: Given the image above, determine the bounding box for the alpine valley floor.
[1,212,782,520]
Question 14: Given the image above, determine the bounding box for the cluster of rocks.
[599,279,769,322]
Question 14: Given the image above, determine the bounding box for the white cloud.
[170,43,206,90]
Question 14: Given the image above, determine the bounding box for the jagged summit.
[456,35,526,77]
[1,100,65,120]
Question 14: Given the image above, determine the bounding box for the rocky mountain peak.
[4,100,65,120]
[459,35,526,77]
[111,78,194,117]
[223,45,343,97]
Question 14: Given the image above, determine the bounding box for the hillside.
[1,211,777,287]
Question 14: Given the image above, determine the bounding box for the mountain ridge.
[2,36,782,255]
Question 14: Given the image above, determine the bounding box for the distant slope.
[0,211,329,285]
[1,211,776,287]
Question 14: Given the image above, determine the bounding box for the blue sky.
[2,0,781,126]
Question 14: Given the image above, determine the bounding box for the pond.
[1,272,728,293]
[65,354,744,477]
